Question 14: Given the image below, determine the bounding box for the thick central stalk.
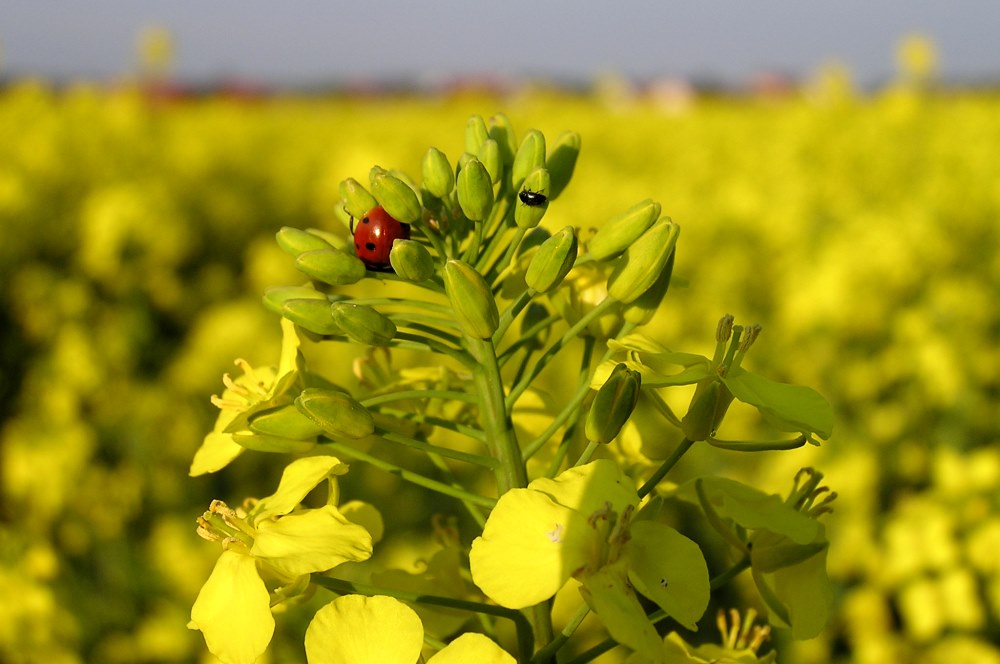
[467,336,554,652]
[468,337,528,494]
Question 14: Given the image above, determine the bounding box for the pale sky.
[2,1,998,87]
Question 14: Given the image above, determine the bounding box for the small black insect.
[518,188,548,207]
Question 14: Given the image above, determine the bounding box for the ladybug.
[518,188,548,207]
[352,205,410,271]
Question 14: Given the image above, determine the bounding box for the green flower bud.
[514,167,551,229]
[512,129,546,190]
[281,298,342,335]
[588,199,661,260]
[340,177,379,220]
[295,248,367,286]
[369,166,422,224]
[248,403,324,440]
[545,130,581,200]
[295,387,375,439]
[262,286,327,315]
[389,239,435,282]
[276,226,335,258]
[456,158,494,221]
[465,115,489,154]
[422,147,455,199]
[488,113,517,170]
[525,225,578,292]
[607,219,680,304]
[477,138,502,184]
[586,363,642,444]
[622,249,675,325]
[443,259,499,339]
[681,381,721,442]
[330,302,397,346]
[681,379,735,442]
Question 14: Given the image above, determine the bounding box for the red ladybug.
[352,206,410,271]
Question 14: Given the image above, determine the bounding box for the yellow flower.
[189,456,375,664]
[190,318,307,475]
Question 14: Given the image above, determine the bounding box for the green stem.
[467,337,527,493]
[418,223,450,263]
[496,311,561,369]
[644,389,683,428]
[321,439,496,509]
[573,440,600,466]
[425,451,488,528]
[493,288,537,344]
[485,226,527,286]
[711,554,751,590]
[391,332,471,365]
[313,576,534,663]
[372,407,486,443]
[475,200,517,274]
[637,437,694,498]
[462,211,488,264]
[363,389,479,407]
[392,314,465,335]
[531,604,590,663]
[350,295,450,311]
[525,335,595,460]
[506,297,619,411]
[466,334,553,647]
[378,429,498,468]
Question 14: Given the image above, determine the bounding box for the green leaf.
[770,546,834,639]
[580,566,663,661]
[722,368,834,439]
[751,529,828,573]
[624,522,710,630]
[689,477,819,545]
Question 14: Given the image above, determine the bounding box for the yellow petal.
[189,430,245,476]
[276,317,303,378]
[190,550,274,664]
[470,488,595,608]
[190,407,244,476]
[252,505,372,577]
[339,500,385,544]
[428,633,515,664]
[251,456,347,522]
[528,459,638,518]
[305,595,422,664]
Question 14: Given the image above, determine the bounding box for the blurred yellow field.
[1,71,998,663]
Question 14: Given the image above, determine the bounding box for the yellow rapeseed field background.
[1,51,998,663]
